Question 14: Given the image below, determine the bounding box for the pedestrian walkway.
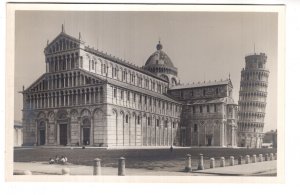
[193,160,277,176]
[14,160,277,176]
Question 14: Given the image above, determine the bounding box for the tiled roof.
[83,70,180,104]
[170,79,231,90]
[185,97,236,105]
[84,46,168,82]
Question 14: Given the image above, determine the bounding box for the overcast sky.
[14,11,278,132]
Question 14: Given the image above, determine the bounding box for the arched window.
[156,119,160,127]
[148,117,151,126]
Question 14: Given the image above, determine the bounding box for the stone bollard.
[252,155,257,163]
[229,156,235,166]
[245,155,250,164]
[118,157,126,176]
[185,154,192,172]
[270,153,274,161]
[197,154,204,170]
[265,154,269,161]
[220,157,225,167]
[259,154,263,162]
[62,168,70,175]
[238,156,243,165]
[210,158,215,169]
[93,158,101,175]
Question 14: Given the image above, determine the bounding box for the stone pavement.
[14,160,277,176]
[193,160,277,176]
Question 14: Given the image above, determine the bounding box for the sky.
[14,11,278,132]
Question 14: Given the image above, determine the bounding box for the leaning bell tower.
[237,53,269,148]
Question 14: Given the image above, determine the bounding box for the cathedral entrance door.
[59,124,68,145]
[83,128,90,145]
[39,130,45,145]
[38,121,46,145]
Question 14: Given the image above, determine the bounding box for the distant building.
[14,120,23,146]
[263,129,277,148]
[21,25,239,147]
[168,80,238,147]
[237,53,270,148]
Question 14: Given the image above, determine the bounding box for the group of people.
[49,155,68,165]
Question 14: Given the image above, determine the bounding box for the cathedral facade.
[21,26,238,147]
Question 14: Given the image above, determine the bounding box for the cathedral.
[21,25,239,147]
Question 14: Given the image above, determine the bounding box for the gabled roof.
[23,70,106,94]
[44,31,83,53]
[169,79,233,90]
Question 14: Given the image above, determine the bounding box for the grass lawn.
[14,147,277,172]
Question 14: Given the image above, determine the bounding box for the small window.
[200,105,203,113]
[214,104,217,112]
[121,90,124,99]
[133,93,136,102]
[192,106,196,114]
[207,105,210,113]
[165,120,168,128]
[156,119,160,127]
[137,116,140,125]
[127,91,130,101]
[203,89,206,96]
[216,88,219,95]
[194,124,198,132]
[113,88,117,98]
[125,115,129,123]
[148,117,151,126]
[173,122,175,128]
[258,62,263,68]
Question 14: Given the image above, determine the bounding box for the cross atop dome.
[156,40,163,50]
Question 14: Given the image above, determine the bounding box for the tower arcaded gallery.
[237,53,269,148]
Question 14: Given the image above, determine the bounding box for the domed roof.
[145,41,175,68]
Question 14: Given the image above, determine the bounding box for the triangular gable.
[24,69,107,93]
[78,69,108,84]
[23,73,48,93]
[228,79,233,88]
[44,32,83,54]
